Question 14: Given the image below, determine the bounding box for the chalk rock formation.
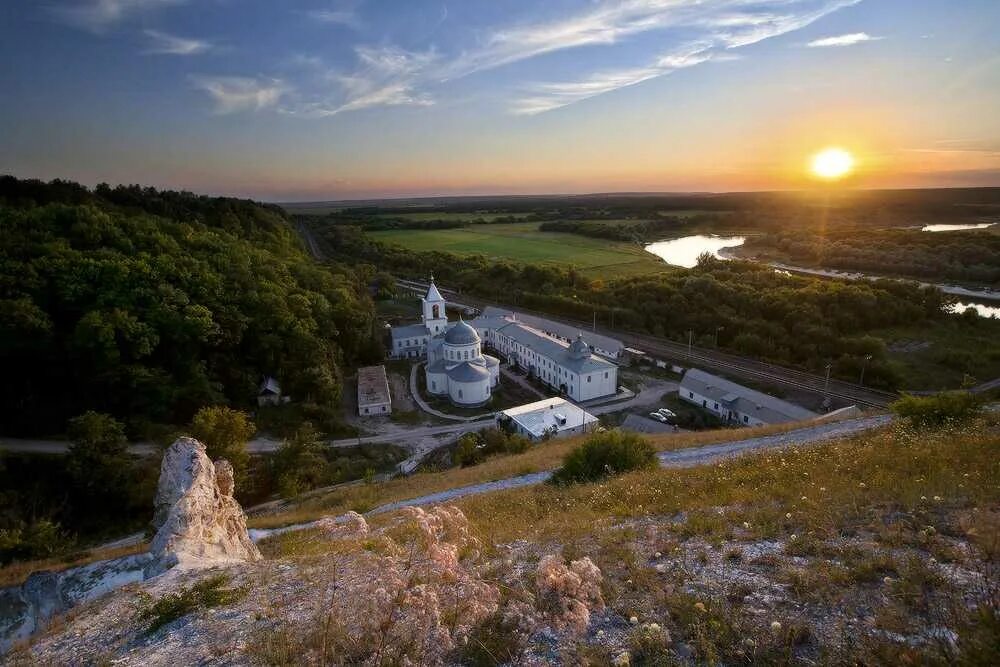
[145,437,261,577]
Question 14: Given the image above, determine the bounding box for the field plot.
[369,222,669,278]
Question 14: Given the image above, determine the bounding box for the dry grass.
[454,415,999,550]
[0,541,147,588]
[247,418,828,530]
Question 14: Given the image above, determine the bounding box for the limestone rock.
[145,437,261,577]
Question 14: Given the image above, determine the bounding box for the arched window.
[432,304,440,318]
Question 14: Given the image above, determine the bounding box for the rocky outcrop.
[145,437,261,577]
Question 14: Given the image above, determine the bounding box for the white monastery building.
[679,368,817,426]
[389,278,618,407]
[498,397,599,441]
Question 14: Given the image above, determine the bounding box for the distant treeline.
[743,229,1000,286]
[0,176,381,437]
[539,215,722,242]
[307,221,968,389]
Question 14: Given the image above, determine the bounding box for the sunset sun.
[811,147,854,180]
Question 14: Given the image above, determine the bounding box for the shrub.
[550,430,656,485]
[189,406,255,478]
[139,573,247,633]
[890,391,983,427]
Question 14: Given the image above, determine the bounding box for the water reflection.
[645,235,746,268]
[947,302,1000,319]
[921,223,995,232]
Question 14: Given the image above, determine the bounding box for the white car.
[657,408,676,419]
[648,412,668,423]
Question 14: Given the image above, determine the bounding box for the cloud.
[191,76,288,114]
[512,0,862,115]
[275,0,864,118]
[305,1,362,29]
[143,29,211,55]
[805,32,882,47]
[51,0,186,33]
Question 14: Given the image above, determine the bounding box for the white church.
[390,278,617,407]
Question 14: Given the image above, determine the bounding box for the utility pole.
[687,330,693,357]
[593,311,596,331]
[859,354,872,386]
[823,363,832,409]
[715,326,724,347]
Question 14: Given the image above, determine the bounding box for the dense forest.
[307,221,971,389]
[741,228,1000,286]
[0,176,380,437]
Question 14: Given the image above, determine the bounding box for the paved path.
[407,363,491,422]
[251,413,891,539]
[499,368,547,400]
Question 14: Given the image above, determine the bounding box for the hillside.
[0,176,379,436]
[4,412,997,665]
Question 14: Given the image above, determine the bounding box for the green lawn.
[369,222,669,278]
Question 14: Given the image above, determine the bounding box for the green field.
[369,222,669,278]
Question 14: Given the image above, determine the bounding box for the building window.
[458,389,463,399]
[689,391,694,399]
[714,403,719,410]
[381,406,386,412]
[587,376,591,383]
[743,415,749,423]
[431,381,436,391]
[604,372,608,379]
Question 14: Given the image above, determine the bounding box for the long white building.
[679,368,818,426]
[389,278,619,405]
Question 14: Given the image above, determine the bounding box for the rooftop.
[492,322,616,374]
[500,397,598,439]
[479,306,624,357]
[357,365,391,407]
[680,368,818,424]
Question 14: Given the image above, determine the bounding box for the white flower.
[630,615,639,625]
[654,552,662,558]
[933,495,943,502]
[743,521,751,529]
[771,620,782,632]
[785,513,792,519]
[790,534,798,540]
[801,496,808,501]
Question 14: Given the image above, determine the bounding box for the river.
[644,234,746,268]
[922,222,996,232]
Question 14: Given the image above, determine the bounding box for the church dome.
[568,333,591,360]
[444,319,480,346]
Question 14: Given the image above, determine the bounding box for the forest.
[741,228,1000,286]
[0,176,381,437]
[308,221,971,389]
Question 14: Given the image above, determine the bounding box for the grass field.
[369,222,669,278]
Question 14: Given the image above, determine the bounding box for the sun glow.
[811,147,854,180]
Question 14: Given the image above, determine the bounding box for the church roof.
[444,318,480,345]
[495,323,616,375]
[447,361,491,383]
[425,278,444,303]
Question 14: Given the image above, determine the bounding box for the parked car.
[648,412,668,423]
[656,408,677,423]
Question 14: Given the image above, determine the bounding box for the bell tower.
[422,275,448,334]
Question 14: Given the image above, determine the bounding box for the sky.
[1,0,999,201]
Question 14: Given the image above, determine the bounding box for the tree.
[66,411,130,496]
[271,422,330,498]
[189,406,254,478]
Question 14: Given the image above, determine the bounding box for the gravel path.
[252,413,892,539]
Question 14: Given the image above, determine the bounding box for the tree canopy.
[0,176,378,436]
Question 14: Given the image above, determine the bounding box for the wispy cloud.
[512,0,862,115]
[143,29,211,55]
[805,32,881,47]
[51,0,186,33]
[191,76,288,114]
[253,0,864,118]
[305,1,362,30]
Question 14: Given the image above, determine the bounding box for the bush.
[890,391,983,427]
[139,573,247,633]
[451,428,532,467]
[550,430,657,485]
